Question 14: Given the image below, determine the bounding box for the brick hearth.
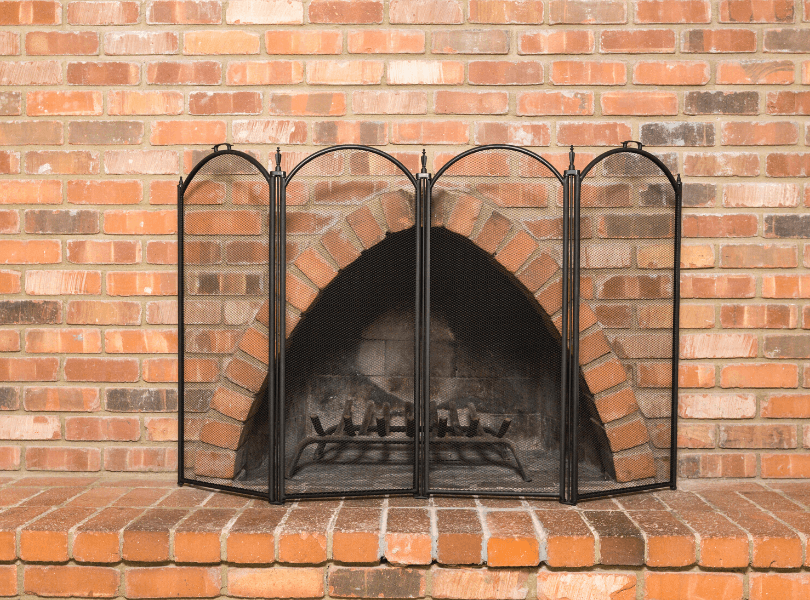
[0,476,807,599]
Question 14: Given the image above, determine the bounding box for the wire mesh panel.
[576,147,680,498]
[180,150,274,497]
[282,147,419,497]
[427,147,566,495]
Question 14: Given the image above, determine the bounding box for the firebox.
[178,143,682,504]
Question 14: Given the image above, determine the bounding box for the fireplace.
[178,143,681,504]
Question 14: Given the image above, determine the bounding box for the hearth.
[178,142,681,504]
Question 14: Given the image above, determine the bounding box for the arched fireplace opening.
[237,226,613,494]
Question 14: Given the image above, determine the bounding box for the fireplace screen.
[179,142,681,504]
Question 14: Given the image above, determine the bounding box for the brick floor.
[0,476,806,598]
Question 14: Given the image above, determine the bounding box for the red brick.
[679,393,756,418]
[720,423,797,448]
[468,60,542,84]
[678,363,716,388]
[717,60,794,84]
[722,182,799,207]
[535,510,595,567]
[391,121,468,144]
[768,91,810,115]
[435,91,508,115]
[721,363,798,388]
[720,0,794,22]
[474,122,550,146]
[600,29,676,53]
[73,506,141,562]
[25,447,101,471]
[762,274,810,298]
[105,447,177,472]
[67,300,141,325]
[682,28,758,52]
[517,91,594,115]
[309,0,382,23]
[24,387,99,412]
[0,122,62,146]
[24,565,119,597]
[485,511,540,567]
[349,30,424,53]
[550,61,626,85]
[468,0,543,22]
[636,0,711,22]
[0,60,60,85]
[633,60,710,85]
[226,0,302,23]
[226,507,285,564]
[106,150,178,175]
[26,328,101,354]
[722,121,798,145]
[767,153,810,176]
[107,271,177,296]
[537,573,635,600]
[146,61,221,85]
[278,505,337,564]
[750,574,810,600]
[68,180,142,205]
[232,119,307,144]
[0,240,60,265]
[266,30,341,54]
[762,454,810,477]
[125,567,220,599]
[21,506,96,561]
[432,29,509,54]
[64,357,139,382]
[0,31,17,55]
[0,1,61,24]
[548,0,627,24]
[269,92,344,116]
[519,30,594,54]
[184,30,260,55]
[644,573,743,600]
[151,121,225,146]
[105,31,178,55]
[148,1,222,24]
[0,151,20,173]
[389,60,464,85]
[684,153,760,176]
[307,60,382,85]
[434,568,528,598]
[229,567,324,598]
[27,91,101,116]
[601,91,678,115]
[67,61,139,85]
[557,121,631,146]
[313,120,386,145]
[68,1,139,24]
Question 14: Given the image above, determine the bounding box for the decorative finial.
[421,149,427,173]
[275,147,282,171]
[568,145,575,170]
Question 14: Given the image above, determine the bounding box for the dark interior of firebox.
[239,227,613,494]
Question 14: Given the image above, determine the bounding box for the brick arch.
[191,170,658,485]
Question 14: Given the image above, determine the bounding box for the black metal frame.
[178,142,682,505]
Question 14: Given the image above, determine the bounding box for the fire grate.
[178,142,682,504]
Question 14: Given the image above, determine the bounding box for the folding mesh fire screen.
[178,142,682,504]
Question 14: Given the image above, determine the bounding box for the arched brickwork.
[187,151,660,485]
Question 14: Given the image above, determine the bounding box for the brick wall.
[0,0,808,479]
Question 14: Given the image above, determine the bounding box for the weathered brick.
[548,0,627,24]
[550,60,625,85]
[148,1,222,24]
[682,28,758,52]
[433,29,509,54]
